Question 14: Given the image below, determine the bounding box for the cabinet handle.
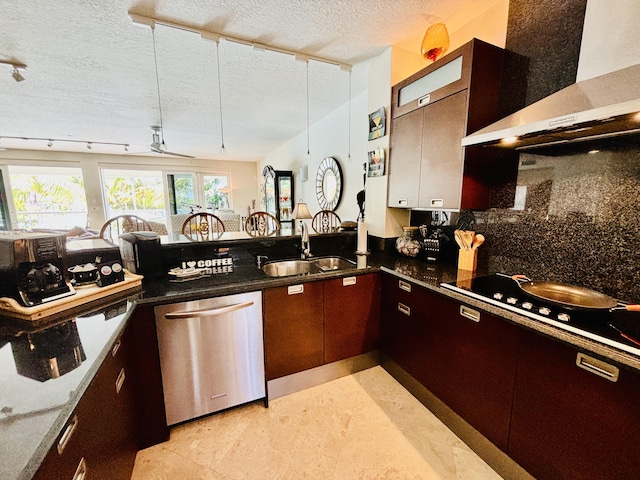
[576,352,619,382]
[418,93,431,106]
[430,199,444,207]
[398,303,411,316]
[398,280,412,292]
[57,415,78,455]
[115,368,126,394]
[397,199,408,207]
[72,457,87,480]
[111,338,121,357]
[459,305,480,323]
[342,276,357,286]
[287,284,304,295]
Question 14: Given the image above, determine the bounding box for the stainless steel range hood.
[462,63,640,150]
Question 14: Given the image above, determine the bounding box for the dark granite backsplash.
[473,139,640,304]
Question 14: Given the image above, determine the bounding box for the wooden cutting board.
[0,270,143,321]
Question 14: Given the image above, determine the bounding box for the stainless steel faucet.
[299,221,311,259]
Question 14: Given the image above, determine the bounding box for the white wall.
[577,0,640,81]
[0,149,258,229]
[259,64,369,225]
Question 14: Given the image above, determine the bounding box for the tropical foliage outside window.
[204,175,230,210]
[9,166,88,230]
[101,169,165,221]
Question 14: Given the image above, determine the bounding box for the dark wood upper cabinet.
[388,38,518,211]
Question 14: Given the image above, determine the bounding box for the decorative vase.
[395,226,422,257]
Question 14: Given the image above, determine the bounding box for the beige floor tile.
[132,366,503,480]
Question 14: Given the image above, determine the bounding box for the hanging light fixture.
[305,58,310,160]
[421,23,450,62]
[343,65,352,161]
[215,39,226,155]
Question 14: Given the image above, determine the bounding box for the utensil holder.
[458,249,477,271]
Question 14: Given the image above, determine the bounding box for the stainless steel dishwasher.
[154,291,265,425]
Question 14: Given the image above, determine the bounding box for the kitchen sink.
[312,256,356,271]
[262,257,356,277]
[262,260,322,277]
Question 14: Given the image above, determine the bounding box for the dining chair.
[245,211,280,236]
[311,210,341,233]
[181,212,225,240]
[99,214,152,241]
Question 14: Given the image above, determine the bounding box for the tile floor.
[131,366,503,479]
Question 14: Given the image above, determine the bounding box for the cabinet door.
[380,274,431,379]
[387,108,424,208]
[324,273,380,364]
[425,294,520,451]
[418,90,468,210]
[508,329,640,480]
[264,282,324,380]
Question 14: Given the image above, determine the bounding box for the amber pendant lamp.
[421,23,450,62]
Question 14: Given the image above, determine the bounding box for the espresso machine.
[0,232,75,306]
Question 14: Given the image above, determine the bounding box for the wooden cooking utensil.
[454,229,465,249]
[462,230,475,250]
[471,233,485,250]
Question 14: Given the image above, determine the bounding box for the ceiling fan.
[148,125,194,158]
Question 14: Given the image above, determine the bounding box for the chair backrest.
[312,210,341,233]
[181,212,225,240]
[245,211,280,236]
[100,215,152,241]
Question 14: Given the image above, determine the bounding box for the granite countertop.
[0,293,137,480]
[3,249,639,480]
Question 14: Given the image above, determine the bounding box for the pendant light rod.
[130,12,352,71]
[347,69,352,160]
[306,59,310,159]
[215,39,226,155]
[150,27,165,145]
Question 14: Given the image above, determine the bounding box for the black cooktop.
[441,273,640,357]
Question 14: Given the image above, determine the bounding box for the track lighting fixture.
[0,60,27,82]
[0,136,131,152]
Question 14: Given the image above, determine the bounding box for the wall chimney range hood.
[462,63,640,150]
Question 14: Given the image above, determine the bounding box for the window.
[8,165,88,230]
[166,172,231,213]
[203,174,230,210]
[101,168,165,222]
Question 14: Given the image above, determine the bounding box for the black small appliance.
[119,231,163,278]
[0,232,75,306]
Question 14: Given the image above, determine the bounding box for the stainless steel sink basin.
[262,260,321,277]
[312,256,356,271]
[262,257,356,277]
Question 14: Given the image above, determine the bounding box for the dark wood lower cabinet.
[425,294,520,451]
[324,273,380,363]
[34,322,137,480]
[264,281,324,380]
[508,328,640,480]
[380,273,431,379]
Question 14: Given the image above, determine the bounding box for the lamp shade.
[291,202,312,220]
[421,23,450,62]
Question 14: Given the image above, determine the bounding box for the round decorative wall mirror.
[315,156,343,211]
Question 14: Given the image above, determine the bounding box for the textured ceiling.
[0,0,495,161]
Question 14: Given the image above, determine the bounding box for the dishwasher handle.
[164,300,254,319]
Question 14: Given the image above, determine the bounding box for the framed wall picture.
[368,107,386,140]
[367,148,385,177]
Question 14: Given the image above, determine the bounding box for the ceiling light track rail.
[128,12,352,71]
[0,136,130,151]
